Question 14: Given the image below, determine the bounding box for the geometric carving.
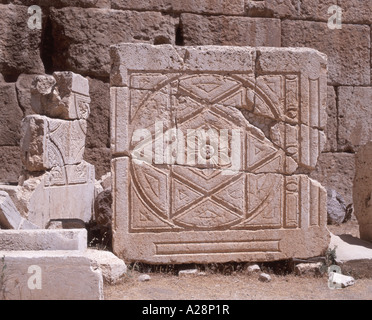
[110,44,329,263]
[20,115,87,172]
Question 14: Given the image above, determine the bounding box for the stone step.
[0,250,103,300]
[0,229,87,251]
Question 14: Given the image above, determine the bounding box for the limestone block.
[329,233,372,278]
[112,0,244,15]
[20,115,87,171]
[181,14,281,46]
[246,0,337,20]
[0,83,23,146]
[353,141,372,242]
[110,44,329,264]
[0,229,87,251]
[338,87,372,152]
[310,153,355,205]
[0,4,44,77]
[0,191,38,230]
[0,146,22,184]
[10,0,110,8]
[85,77,110,149]
[0,250,103,300]
[85,249,127,284]
[16,74,38,117]
[324,86,337,152]
[50,8,177,78]
[338,0,372,24]
[15,161,95,228]
[31,72,91,120]
[282,20,370,86]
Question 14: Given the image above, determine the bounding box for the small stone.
[258,273,271,282]
[327,189,347,225]
[138,274,151,282]
[47,220,63,229]
[329,272,355,289]
[178,269,199,277]
[247,264,261,274]
[295,262,322,276]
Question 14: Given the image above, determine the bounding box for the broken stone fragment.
[294,262,322,276]
[31,72,90,120]
[14,161,95,228]
[327,189,347,225]
[258,273,272,282]
[0,191,38,230]
[246,264,261,275]
[138,274,151,282]
[20,115,87,172]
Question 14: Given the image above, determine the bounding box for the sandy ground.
[104,219,372,300]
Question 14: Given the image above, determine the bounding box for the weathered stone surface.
[246,0,336,20]
[112,0,244,15]
[0,146,23,184]
[338,87,372,152]
[282,20,370,86]
[20,115,87,171]
[0,229,87,251]
[181,14,281,47]
[16,74,38,117]
[324,86,337,152]
[0,4,44,77]
[85,249,127,284]
[50,8,177,78]
[31,72,91,120]
[0,250,103,300]
[294,262,322,276]
[338,0,372,24]
[0,191,38,230]
[14,161,95,228]
[9,0,110,8]
[84,147,111,179]
[353,141,372,242]
[327,189,347,225]
[329,233,372,278]
[86,77,110,149]
[110,44,329,264]
[310,153,355,205]
[0,83,23,146]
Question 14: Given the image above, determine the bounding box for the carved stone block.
[31,72,90,120]
[21,115,87,172]
[14,161,95,228]
[110,44,329,263]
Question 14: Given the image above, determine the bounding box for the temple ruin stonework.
[110,43,329,264]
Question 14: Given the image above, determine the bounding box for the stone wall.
[0,0,370,204]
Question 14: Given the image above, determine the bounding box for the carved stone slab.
[14,161,95,228]
[110,44,329,263]
[31,72,91,120]
[21,115,87,172]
